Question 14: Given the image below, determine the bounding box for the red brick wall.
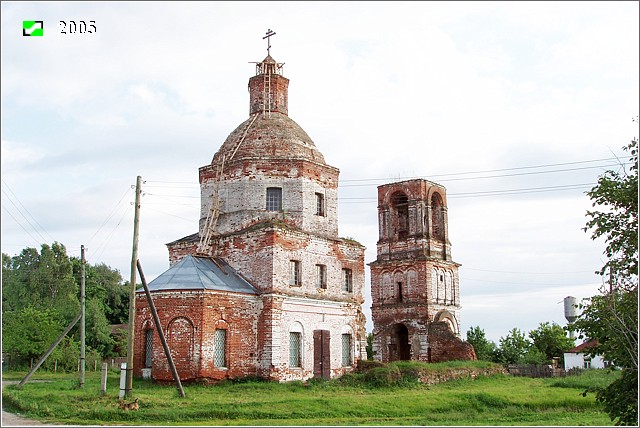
[134,289,260,382]
[248,73,289,115]
[427,322,477,362]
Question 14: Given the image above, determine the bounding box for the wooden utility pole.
[137,260,186,398]
[124,175,142,397]
[79,245,86,388]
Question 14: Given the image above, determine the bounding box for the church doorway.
[389,323,411,361]
[313,330,331,378]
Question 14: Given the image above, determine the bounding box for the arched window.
[144,328,153,369]
[391,192,409,240]
[214,319,229,368]
[431,192,445,241]
[289,322,304,368]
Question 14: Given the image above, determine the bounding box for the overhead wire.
[339,157,626,183]
[1,180,54,243]
[90,203,134,264]
[1,205,42,247]
[87,186,134,245]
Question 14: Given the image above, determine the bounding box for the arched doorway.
[389,323,411,361]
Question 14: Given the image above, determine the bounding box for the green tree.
[72,260,128,324]
[84,298,114,355]
[575,136,638,425]
[1,306,65,367]
[366,333,374,360]
[465,326,497,362]
[584,138,638,282]
[2,243,129,364]
[522,345,547,365]
[496,328,530,364]
[2,243,79,322]
[528,322,575,364]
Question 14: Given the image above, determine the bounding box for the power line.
[460,276,593,286]
[462,267,595,275]
[143,157,625,188]
[90,203,133,264]
[1,205,42,247]
[339,163,627,187]
[338,182,594,203]
[340,157,624,183]
[1,180,54,243]
[88,186,134,245]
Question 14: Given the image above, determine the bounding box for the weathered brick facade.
[134,52,366,383]
[369,179,476,363]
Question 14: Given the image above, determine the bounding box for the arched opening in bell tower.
[389,323,411,361]
[391,192,409,240]
[431,192,445,241]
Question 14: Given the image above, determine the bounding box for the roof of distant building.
[566,339,600,354]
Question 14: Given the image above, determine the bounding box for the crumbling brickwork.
[369,179,475,363]
[135,52,366,383]
[134,290,261,381]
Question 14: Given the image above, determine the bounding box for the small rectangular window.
[214,329,227,368]
[316,264,327,289]
[266,187,282,211]
[290,260,301,286]
[397,282,403,302]
[289,332,302,367]
[315,192,325,216]
[342,268,353,293]
[342,334,352,367]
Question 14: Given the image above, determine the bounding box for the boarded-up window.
[144,329,153,368]
[214,329,226,368]
[341,334,352,367]
[289,332,302,367]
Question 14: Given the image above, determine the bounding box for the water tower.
[564,296,578,339]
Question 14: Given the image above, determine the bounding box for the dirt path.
[2,380,54,426]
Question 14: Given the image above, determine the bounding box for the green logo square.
[23,21,43,36]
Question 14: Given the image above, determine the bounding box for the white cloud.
[2,1,637,341]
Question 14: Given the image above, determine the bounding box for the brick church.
[133,45,367,382]
[133,35,474,383]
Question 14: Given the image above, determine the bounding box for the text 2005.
[60,21,96,34]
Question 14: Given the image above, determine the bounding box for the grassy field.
[2,362,619,426]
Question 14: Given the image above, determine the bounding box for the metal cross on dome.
[263,29,276,55]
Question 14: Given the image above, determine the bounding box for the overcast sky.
[2,1,638,343]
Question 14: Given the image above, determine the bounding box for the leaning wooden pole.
[124,175,142,398]
[18,312,82,388]
[137,260,186,398]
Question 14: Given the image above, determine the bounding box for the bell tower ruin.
[369,179,476,363]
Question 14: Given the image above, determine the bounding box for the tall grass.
[2,366,617,426]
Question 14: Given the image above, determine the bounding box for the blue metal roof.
[144,255,258,294]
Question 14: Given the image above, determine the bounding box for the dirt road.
[2,380,52,426]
